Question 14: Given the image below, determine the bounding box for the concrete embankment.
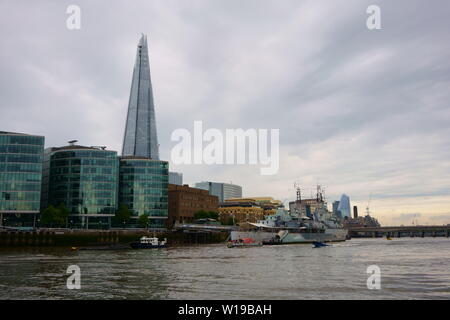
[0,229,229,247]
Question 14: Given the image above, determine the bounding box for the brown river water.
[0,238,449,299]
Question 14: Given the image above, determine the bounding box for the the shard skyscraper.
[122,34,159,160]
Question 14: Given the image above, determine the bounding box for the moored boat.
[130,236,167,249]
[227,237,262,248]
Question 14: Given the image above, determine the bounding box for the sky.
[1,0,449,225]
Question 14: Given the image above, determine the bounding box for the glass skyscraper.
[0,131,44,227]
[119,157,168,228]
[42,144,119,229]
[337,194,351,219]
[122,34,160,160]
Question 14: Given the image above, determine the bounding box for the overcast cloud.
[1,0,449,225]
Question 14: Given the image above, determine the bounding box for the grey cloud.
[1,0,450,224]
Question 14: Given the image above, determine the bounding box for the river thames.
[0,238,449,300]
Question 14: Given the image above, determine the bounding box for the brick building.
[168,184,219,227]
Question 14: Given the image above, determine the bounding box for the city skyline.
[1,1,449,225]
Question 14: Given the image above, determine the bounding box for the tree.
[194,210,209,220]
[57,203,69,227]
[40,204,68,227]
[114,204,131,226]
[194,210,219,220]
[138,214,150,228]
[40,205,59,227]
[207,211,219,220]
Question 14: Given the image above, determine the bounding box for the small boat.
[130,236,167,249]
[227,237,262,248]
[312,241,329,248]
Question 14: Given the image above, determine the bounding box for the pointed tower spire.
[122,34,160,159]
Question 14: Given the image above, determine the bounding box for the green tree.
[207,211,219,220]
[194,210,209,220]
[138,213,150,228]
[114,204,131,227]
[41,205,59,227]
[57,203,69,227]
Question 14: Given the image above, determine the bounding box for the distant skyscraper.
[195,182,242,203]
[337,194,351,218]
[332,200,341,218]
[122,34,159,160]
[169,172,183,185]
[353,205,358,219]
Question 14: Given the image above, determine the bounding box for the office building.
[337,194,351,218]
[169,172,183,185]
[332,200,341,218]
[167,184,218,227]
[353,205,358,219]
[119,157,168,228]
[195,181,242,203]
[0,131,44,227]
[42,143,119,228]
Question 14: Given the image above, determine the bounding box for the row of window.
[0,163,42,173]
[49,182,117,191]
[51,191,116,199]
[0,154,42,164]
[120,161,168,169]
[49,175,117,183]
[120,197,168,205]
[120,174,168,182]
[0,173,41,183]
[1,191,41,201]
[0,182,41,192]
[51,159,118,167]
[52,150,117,159]
[0,144,43,155]
[50,198,116,207]
[50,166,116,175]
[119,181,168,189]
[119,188,168,196]
[120,167,169,175]
[0,135,44,146]
[0,200,40,211]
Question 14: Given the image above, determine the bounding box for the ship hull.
[231,228,348,244]
[130,243,167,249]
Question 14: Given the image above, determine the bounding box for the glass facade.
[122,34,160,160]
[0,132,44,227]
[119,157,168,228]
[338,194,351,218]
[43,146,119,228]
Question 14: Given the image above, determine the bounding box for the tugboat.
[130,236,167,249]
